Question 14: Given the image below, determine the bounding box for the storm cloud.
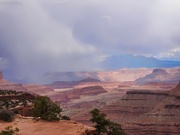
[0,0,97,80]
[0,0,180,81]
[41,0,180,56]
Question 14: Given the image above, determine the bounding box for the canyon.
[0,67,180,134]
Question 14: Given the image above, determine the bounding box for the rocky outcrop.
[121,83,180,135]
[84,82,180,134]
[124,94,180,134]
[136,68,180,84]
[50,86,107,103]
[74,86,107,96]
[101,90,169,123]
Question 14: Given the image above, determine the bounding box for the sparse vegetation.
[90,108,126,135]
[0,90,23,96]
[0,126,19,135]
[0,90,33,110]
[90,108,109,134]
[0,90,63,121]
[32,96,62,121]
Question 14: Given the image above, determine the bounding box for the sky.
[0,0,180,81]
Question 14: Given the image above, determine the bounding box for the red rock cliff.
[0,71,3,80]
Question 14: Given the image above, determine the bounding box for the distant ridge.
[79,77,101,82]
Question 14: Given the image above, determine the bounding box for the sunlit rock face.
[121,83,180,135]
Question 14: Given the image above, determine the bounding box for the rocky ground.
[0,116,95,135]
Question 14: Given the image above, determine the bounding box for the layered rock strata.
[102,83,180,134]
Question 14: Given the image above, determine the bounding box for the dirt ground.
[0,117,95,135]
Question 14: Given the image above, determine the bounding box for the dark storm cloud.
[0,0,96,81]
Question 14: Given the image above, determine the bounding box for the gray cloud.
[0,0,23,5]
[0,0,180,81]
[42,0,180,56]
[0,0,97,81]
[0,57,8,69]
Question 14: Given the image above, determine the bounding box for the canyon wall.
[101,83,180,135]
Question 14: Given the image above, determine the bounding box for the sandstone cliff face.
[109,83,180,135]
[102,91,169,123]
[124,95,180,134]
[136,68,180,84]
[82,82,179,135]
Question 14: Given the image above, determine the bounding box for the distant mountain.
[102,54,180,70]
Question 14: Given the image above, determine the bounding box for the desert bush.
[107,121,125,135]
[0,126,19,135]
[0,110,14,122]
[90,108,126,135]
[90,108,109,134]
[61,115,70,120]
[32,96,62,121]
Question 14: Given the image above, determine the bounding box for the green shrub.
[107,121,125,135]
[0,110,14,122]
[90,108,126,135]
[32,96,62,121]
[61,116,70,120]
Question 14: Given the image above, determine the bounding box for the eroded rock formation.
[103,83,180,135]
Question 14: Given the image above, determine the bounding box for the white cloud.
[40,0,180,58]
[157,48,180,60]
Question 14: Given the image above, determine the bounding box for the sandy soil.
[0,117,95,135]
